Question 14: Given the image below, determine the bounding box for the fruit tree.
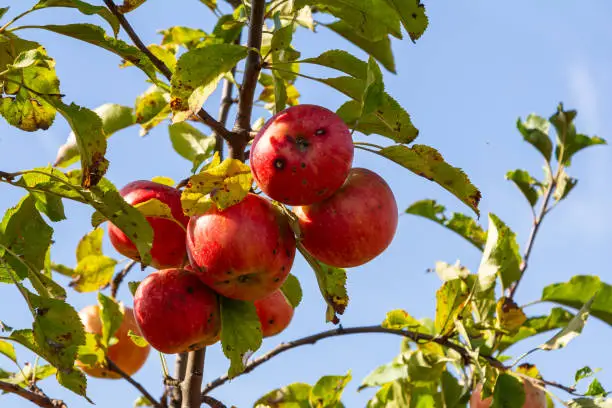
[0,1,610,408]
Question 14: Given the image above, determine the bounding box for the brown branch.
[181,348,206,408]
[201,325,505,396]
[202,396,227,408]
[0,381,66,408]
[102,0,234,142]
[230,0,266,160]
[109,259,137,298]
[169,353,188,408]
[107,359,161,408]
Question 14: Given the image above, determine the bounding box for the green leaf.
[56,368,89,400]
[410,384,442,408]
[181,153,252,215]
[300,49,367,79]
[220,297,262,378]
[117,0,147,13]
[541,275,612,326]
[77,332,105,368]
[553,168,578,201]
[406,349,447,383]
[76,228,104,262]
[309,371,352,408]
[33,0,120,36]
[491,374,525,408]
[516,114,553,162]
[1,364,57,387]
[367,379,411,408]
[361,57,385,116]
[71,255,117,293]
[169,122,215,164]
[272,69,288,114]
[270,23,294,54]
[441,371,466,408]
[0,195,52,283]
[160,26,207,50]
[382,309,428,334]
[575,367,600,385]
[375,145,481,215]
[585,379,607,397]
[497,307,575,353]
[211,14,244,44]
[54,103,135,169]
[128,281,141,296]
[0,7,8,19]
[134,395,154,407]
[28,188,65,222]
[568,397,612,407]
[127,329,149,347]
[170,44,247,120]
[135,85,169,125]
[505,170,541,207]
[435,279,468,336]
[477,214,521,292]
[255,382,311,408]
[0,340,16,363]
[405,200,486,250]
[540,295,595,351]
[384,0,429,41]
[30,24,157,81]
[280,274,302,308]
[360,362,408,390]
[98,293,124,348]
[325,20,395,73]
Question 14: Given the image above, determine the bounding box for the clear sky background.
[1,1,611,407]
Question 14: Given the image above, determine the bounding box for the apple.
[108,180,189,270]
[133,268,221,354]
[249,104,354,206]
[254,289,294,337]
[470,381,546,408]
[77,305,150,379]
[294,168,398,268]
[186,193,296,301]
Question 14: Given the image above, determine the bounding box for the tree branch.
[101,0,235,142]
[107,359,161,408]
[202,396,227,408]
[109,259,137,298]
[201,325,505,396]
[230,0,266,160]
[181,348,206,408]
[169,353,188,408]
[0,381,66,408]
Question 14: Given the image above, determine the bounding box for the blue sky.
[1,1,612,407]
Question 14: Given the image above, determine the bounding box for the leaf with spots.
[71,255,117,293]
[181,152,253,215]
[435,279,469,336]
[405,199,486,250]
[56,368,90,400]
[219,296,262,378]
[280,274,303,308]
[477,214,522,292]
[135,85,169,124]
[117,0,147,13]
[76,332,105,368]
[371,144,481,215]
[127,330,148,347]
[495,297,527,334]
[170,44,247,121]
[33,0,120,36]
[298,243,348,324]
[134,198,185,230]
[98,292,124,348]
[76,228,104,262]
[309,371,352,408]
[384,0,428,41]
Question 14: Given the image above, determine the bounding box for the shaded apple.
[133,268,221,354]
[470,381,546,408]
[254,289,294,337]
[294,168,398,268]
[249,104,354,206]
[186,193,296,301]
[108,180,189,270]
[77,305,150,379]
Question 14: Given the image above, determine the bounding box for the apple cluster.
[77,104,398,378]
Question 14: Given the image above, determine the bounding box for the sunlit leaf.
[540,295,595,350]
[309,371,352,408]
[220,297,262,378]
[33,0,120,36]
[477,214,521,292]
[255,382,311,408]
[505,169,542,207]
[280,274,302,308]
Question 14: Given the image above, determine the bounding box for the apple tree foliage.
[0,1,610,407]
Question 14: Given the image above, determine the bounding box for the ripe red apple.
[108,180,189,270]
[133,268,221,354]
[254,289,294,337]
[294,168,398,268]
[77,305,150,379]
[186,193,296,301]
[249,104,354,206]
[470,381,546,408]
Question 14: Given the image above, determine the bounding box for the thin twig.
[201,325,505,396]
[101,0,235,142]
[169,353,188,408]
[181,348,206,408]
[202,395,227,408]
[0,380,66,408]
[109,259,138,298]
[107,359,162,408]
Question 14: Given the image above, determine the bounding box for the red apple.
[254,289,294,337]
[249,104,354,206]
[186,193,296,301]
[133,268,221,354]
[108,180,189,270]
[77,305,150,379]
[470,381,546,408]
[294,168,398,268]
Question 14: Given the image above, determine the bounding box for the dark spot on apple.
[285,249,291,257]
[274,158,286,170]
[223,280,230,284]
[226,270,233,275]
[295,136,310,152]
[272,248,277,255]
[186,286,194,294]
[237,275,250,283]
[301,162,306,168]
[274,277,280,282]
[317,188,327,196]
[302,179,307,185]
[315,128,326,136]
[268,319,275,324]
[281,266,286,271]
[291,166,297,174]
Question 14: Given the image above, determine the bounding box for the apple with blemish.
[470,381,546,408]
[249,104,354,206]
[294,168,398,268]
[77,305,150,379]
[186,193,296,301]
[108,180,189,270]
[133,268,220,354]
[254,289,294,337]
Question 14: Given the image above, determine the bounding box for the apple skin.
[254,289,294,337]
[186,193,296,301]
[294,168,398,268]
[133,268,221,354]
[77,305,150,379]
[108,180,189,270]
[470,381,546,408]
[249,104,354,206]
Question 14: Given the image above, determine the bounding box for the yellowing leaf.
[127,330,148,347]
[76,332,105,368]
[496,297,527,333]
[71,255,117,293]
[134,198,185,230]
[151,176,175,186]
[76,228,104,262]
